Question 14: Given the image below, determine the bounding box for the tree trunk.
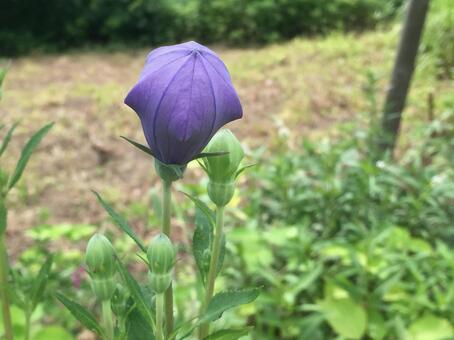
[379,0,430,155]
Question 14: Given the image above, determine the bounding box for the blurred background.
[0,0,453,339]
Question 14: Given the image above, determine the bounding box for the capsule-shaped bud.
[148,272,172,294]
[202,129,244,183]
[91,277,116,301]
[147,234,175,274]
[85,234,116,279]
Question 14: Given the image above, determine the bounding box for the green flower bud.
[154,159,186,182]
[207,181,235,207]
[147,234,175,274]
[148,272,172,294]
[85,234,116,279]
[91,277,116,301]
[202,129,244,183]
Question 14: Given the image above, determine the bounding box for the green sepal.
[154,159,186,182]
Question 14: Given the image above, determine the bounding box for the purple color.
[125,41,243,165]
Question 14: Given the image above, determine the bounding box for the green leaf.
[204,328,251,340]
[116,259,155,330]
[93,191,146,253]
[178,289,260,340]
[193,205,226,285]
[182,192,215,225]
[34,326,74,340]
[408,314,454,340]
[30,255,53,311]
[121,136,155,157]
[0,122,19,158]
[319,297,367,339]
[7,122,54,191]
[126,305,155,340]
[55,292,105,337]
[200,288,260,324]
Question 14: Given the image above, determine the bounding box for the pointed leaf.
[55,292,105,337]
[93,191,146,253]
[116,259,155,330]
[126,305,155,340]
[121,136,155,157]
[181,192,215,224]
[204,328,251,340]
[7,122,54,191]
[200,288,260,324]
[31,255,53,311]
[0,122,19,157]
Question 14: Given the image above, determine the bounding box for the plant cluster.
[225,106,454,338]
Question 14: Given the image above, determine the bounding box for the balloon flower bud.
[85,234,116,300]
[147,234,175,293]
[202,129,244,206]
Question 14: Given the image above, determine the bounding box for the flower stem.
[155,293,165,340]
[102,300,114,340]
[162,180,174,335]
[199,206,225,339]
[0,235,13,340]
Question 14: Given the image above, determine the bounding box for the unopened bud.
[147,234,175,274]
[85,234,116,279]
[202,129,244,182]
[202,129,244,206]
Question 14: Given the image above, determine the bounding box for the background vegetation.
[1,0,404,55]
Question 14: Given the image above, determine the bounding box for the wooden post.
[379,0,430,155]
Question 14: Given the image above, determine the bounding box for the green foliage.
[0,0,402,55]
[423,0,454,78]
[224,109,454,338]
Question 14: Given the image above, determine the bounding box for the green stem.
[199,206,225,339]
[162,180,174,336]
[24,309,31,340]
[0,235,13,340]
[102,300,114,340]
[155,293,165,340]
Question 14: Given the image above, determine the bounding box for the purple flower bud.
[125,41,243,165]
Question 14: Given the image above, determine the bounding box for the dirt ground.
[1,30,450,256]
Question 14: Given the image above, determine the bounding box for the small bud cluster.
[202,129,244,206]
[85,234,117,301]
[147,234,175,294]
